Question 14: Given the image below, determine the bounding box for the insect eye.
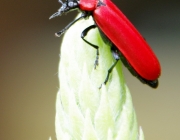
[68,0,78,8]
[68,2,74,7]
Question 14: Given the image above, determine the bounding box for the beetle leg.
[55,13,87,37]
[102,48,120,86]
[104,59,119,85]
[81,25,99,69]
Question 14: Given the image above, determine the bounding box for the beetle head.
[49,0,79,19]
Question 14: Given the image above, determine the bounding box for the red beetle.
[50,0,161,88]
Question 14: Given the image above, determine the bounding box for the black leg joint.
[81,25,100,69]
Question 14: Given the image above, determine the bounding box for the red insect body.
[50,0,161,87]
[80,0,161,81]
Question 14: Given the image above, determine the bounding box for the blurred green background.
[0,0,180,139]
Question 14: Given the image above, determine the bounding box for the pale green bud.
[54,15,145,140]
